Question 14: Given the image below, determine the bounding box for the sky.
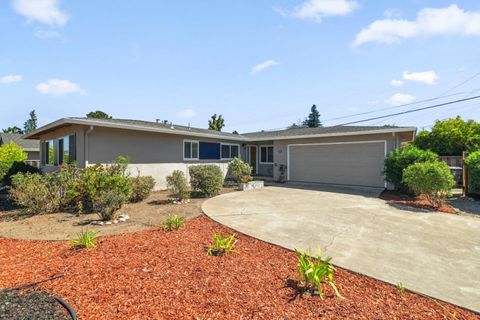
[1,0,480,133]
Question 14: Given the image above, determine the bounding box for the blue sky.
[1,0,480,133]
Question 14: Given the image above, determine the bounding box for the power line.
[335,95,480,126]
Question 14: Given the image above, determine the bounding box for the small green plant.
[207,232,237,256]
[70,230,98,249]
[402,161,455,208]
[228,158,252,183]
[396,282,406,294]
[129,176,156,202]
[162,214,185,231]
[295,248,342,299]
[166,170,190,200]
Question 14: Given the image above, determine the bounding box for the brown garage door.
[288,141,386,188]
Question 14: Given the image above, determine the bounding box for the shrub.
[189,165,224,197]
[162,214,185,231]
[384,144,438,191]
[402,161,455,208]
[207,233,237,256]
[2,161,40,186]
[166,170,190,200]
[92,189,128,221]
[129,176,155,202]
[228,158,252,183]
[9,172,61,214]
[70,230,98,249]
[0,142,27,183]
[465,151,480,195]
[295,248,342,299]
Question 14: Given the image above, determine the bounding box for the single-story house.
[24,117,416,189]
[0,133,40,167]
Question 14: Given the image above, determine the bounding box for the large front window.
[260,146,274,164]
[43,134,76,166]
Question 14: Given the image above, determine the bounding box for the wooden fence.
[438,155,463,187]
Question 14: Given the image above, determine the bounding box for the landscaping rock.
[104,221,112,225]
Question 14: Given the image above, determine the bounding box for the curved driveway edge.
[202,186,480,313]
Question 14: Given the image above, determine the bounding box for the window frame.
[259,145,274,164]
[220,143,240,160]
[183,139,199,161]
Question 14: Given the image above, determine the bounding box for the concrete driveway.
[202,186,480,312]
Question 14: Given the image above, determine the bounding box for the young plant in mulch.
[162,214,185,231]
[70,230,98,249]
[295,248,343,299]
[206,233,237,256]
[396,282,406,295]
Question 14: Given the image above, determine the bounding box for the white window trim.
[183,139,199,161]
[259,145,274,164]
[220,143,241,160]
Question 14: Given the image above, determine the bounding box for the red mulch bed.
[0,216,477,319]
[380,190,457,214]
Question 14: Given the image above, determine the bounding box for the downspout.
[84,125,94,167]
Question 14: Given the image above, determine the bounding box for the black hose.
[53,295,78,320]
[0,274,64,292]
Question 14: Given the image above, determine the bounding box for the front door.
[248,146,257,174]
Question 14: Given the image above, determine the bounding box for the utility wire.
[334,95,480,126]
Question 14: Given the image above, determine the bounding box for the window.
[220,143,239,160]
[58,136,69,165]
[184,140,199,160]
[43,135,76,166]
[45,140,54,165]
[199,142,220,160]
[260,146,274,164]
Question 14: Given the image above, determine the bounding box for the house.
[23,117,416,189]
[0,133,40,167]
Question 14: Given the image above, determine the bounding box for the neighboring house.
[24,117,416,189]
[0,133,40,167]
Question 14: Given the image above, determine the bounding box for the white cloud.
[387,93,415,106]
[176,108,196,119]
[0,74,22,84]
[34,28,60,39]
[251,60,279,75]
[353,4,480,46]
[36,79,85,96]
[12,0,69,26]
[276,0,358,22]
[390,79,403,87]
[403,70,438,85]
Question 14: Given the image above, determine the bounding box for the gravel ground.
[0,290,69,320]
[0,216,478,319]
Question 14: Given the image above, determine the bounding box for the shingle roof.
[24,117,416,142]
[69,117,245,139]
[0,133,39,151]
[242,125,412,139]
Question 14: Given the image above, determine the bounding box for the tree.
[23,110,37,134]
[232,130,239,135]
[302,105,322,128]
[208,114,225,131]
[2,126,24,134]
[86,110,112,119]
[414,116,480,156]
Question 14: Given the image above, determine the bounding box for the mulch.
[0,216,477,320]
[380,190,457,214]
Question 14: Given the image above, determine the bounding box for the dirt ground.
[0,188,235,241]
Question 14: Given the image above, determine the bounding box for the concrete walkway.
[202,186,480,313]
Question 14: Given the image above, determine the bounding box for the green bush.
[2,161,40,186]
[166,170,190,200]
[228,157,253,183]
[92,189,128,221]
[189,165,224,197]
[384,144,438,191]
[0,142,27,183]
[9,172,61,214]
[129,176,155,202]
[465,151,480,195]
[402,161,455,208]
[70,230,98,249]
[207,233,237,256]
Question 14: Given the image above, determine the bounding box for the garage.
[287,140,386,188]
